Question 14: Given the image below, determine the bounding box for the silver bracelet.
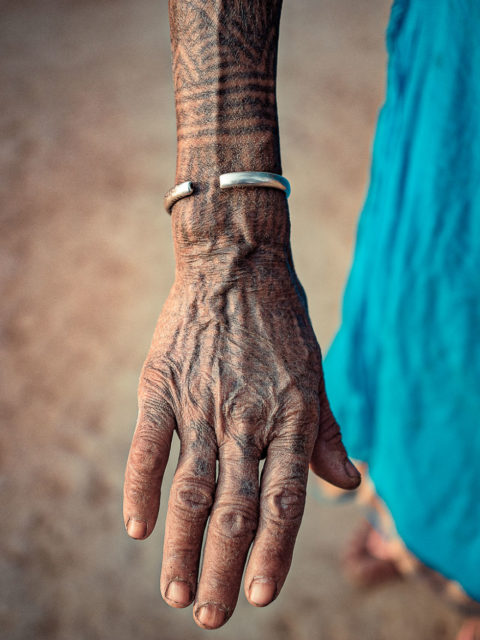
[164,171,291,214]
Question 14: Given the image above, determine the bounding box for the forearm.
[124,7,360,626]
[168,0,289,252]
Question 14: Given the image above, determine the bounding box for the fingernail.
[344,459,361,480]
[165,580,192,606]
[126,518,147,539]
[196,603,226,629]
[249,579,276,606]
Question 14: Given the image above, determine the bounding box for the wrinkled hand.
[123,242,360,630]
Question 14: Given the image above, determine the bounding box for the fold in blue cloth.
[324,0,480,600]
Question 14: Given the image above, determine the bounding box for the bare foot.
[342,519,402,587]
[456,618,480,640]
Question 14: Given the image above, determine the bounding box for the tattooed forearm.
[169,0,288,248]
[170,0,283,177]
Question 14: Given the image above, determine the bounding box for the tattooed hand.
[123,190,360,629]
[123,0,360,630]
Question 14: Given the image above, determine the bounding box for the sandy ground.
[0,1,464,639]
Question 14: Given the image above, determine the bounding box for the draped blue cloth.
[324,0,480,600]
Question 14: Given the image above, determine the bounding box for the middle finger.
[193,442,260,629]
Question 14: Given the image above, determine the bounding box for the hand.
[123,239,360,630]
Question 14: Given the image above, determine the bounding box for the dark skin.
[123,0,361,630]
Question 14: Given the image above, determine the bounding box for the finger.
[160,423,217,609]
[193,443,260,630]
[244,432,309,607]
[310,378,361,490]
[457,620,480,640]
[123,394,175,540]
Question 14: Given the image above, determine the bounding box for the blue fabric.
[324,0,480,600]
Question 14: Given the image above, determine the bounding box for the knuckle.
[137,370,176,430]
[263,483,306,525]
[224,388,266,428]
[276,386,320,432]
[139,360,173,400]
[171,478,214,521]
[229,401,262,425]
[212,501,258,540]
[140,396,174,429]
[129,429,167,478]
[284,387,305,409]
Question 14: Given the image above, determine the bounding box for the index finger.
[123,390,176,539]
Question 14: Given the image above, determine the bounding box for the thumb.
[310,378,361,490]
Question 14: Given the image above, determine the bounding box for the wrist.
[174,241,298,304]
[171,185,290,256]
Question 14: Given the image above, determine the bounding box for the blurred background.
[0,1,463,638]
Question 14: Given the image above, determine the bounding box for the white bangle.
[164,171,291,214]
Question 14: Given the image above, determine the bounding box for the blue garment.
[324,0,480,600]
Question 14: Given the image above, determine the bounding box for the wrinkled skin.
[123,191,360,629]
[124,0,361,630]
